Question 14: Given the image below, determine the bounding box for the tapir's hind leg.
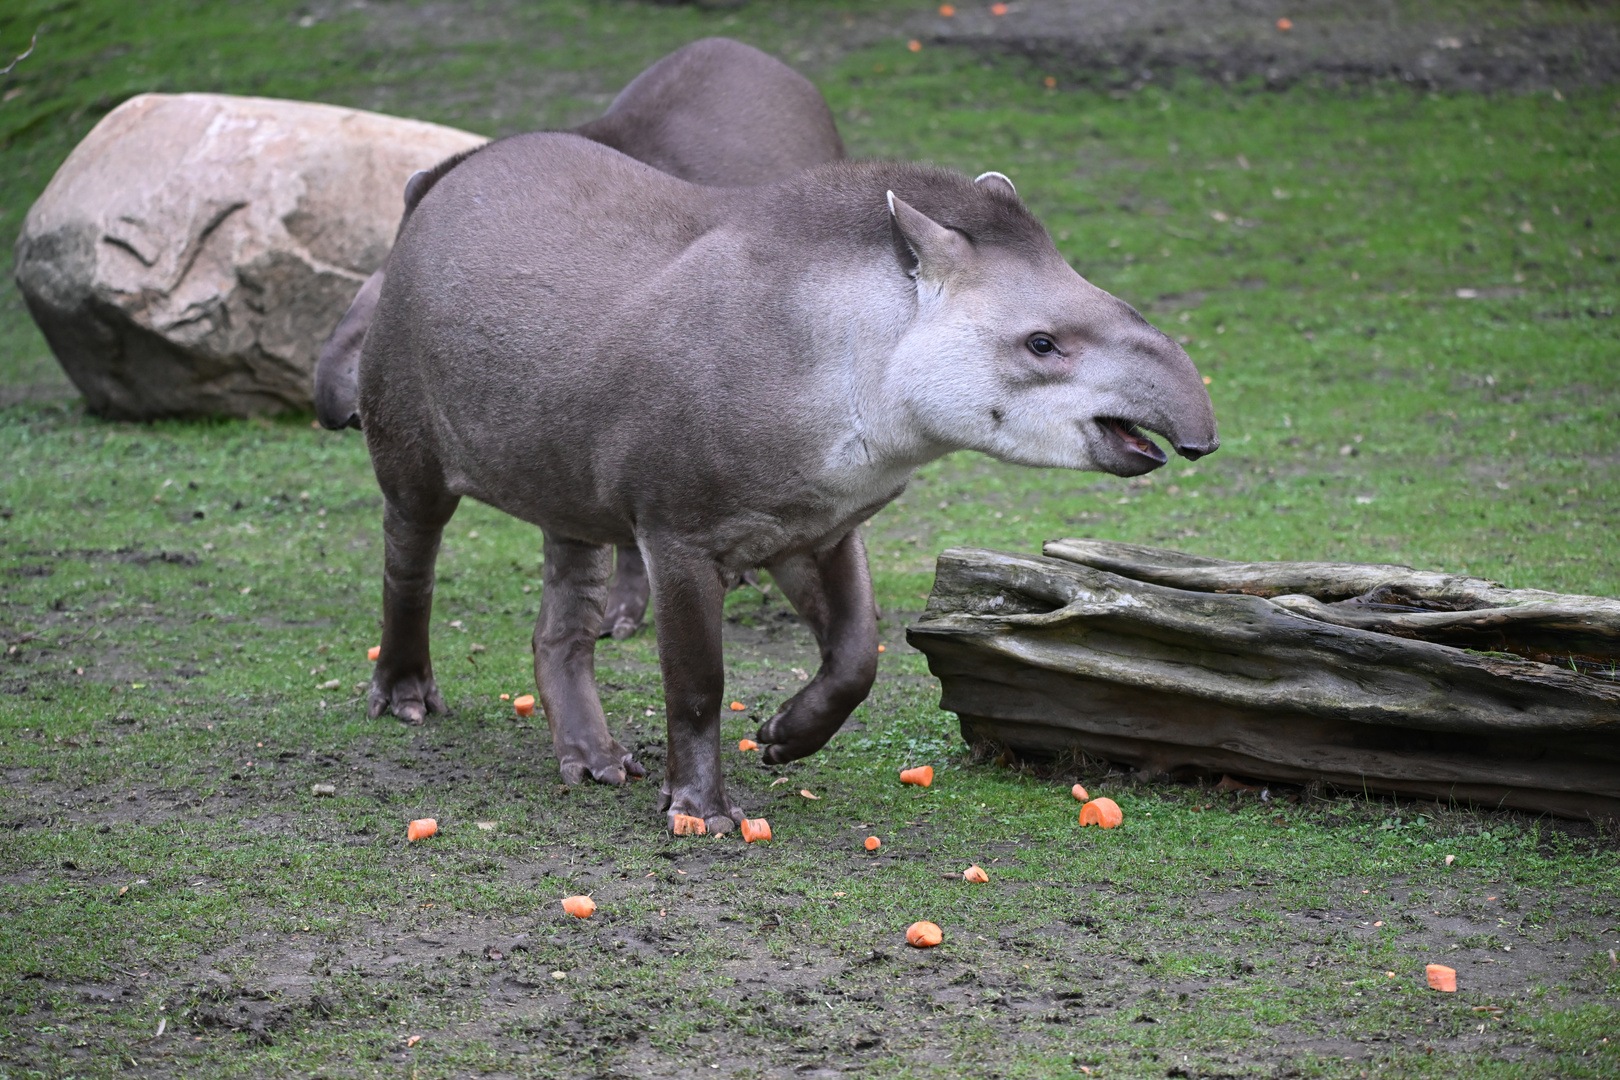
[370,491,459,724]
[755,530,879,764]
[598,545,650,640]
[536,534,647,785]
[643,542,746,834]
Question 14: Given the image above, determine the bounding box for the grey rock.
[14,93,485,419]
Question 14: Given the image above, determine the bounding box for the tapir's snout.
[1081,317,1219,477]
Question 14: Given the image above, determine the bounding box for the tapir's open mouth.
[1099,417,1168,468]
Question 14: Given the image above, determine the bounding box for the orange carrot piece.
[906,920,943,947]
[1426,964,1457,992]
[513,694,535,717]
[407,818,437,842]
[740,818,772,843]
[963,865,988,883]
[729,701,746,711]
[1071,784,1089,801]
[738,739,759,751]
[671,814,707,836]
[561,895,596,918]
[865,836,881,851]
[367,645,381,661]
[1078,797,1123,828]
[899,766,934,787]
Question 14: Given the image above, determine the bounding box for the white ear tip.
[974,170,1017,196]
[886,190,897,215]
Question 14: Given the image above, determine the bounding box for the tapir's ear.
[887,190,970,283]
[974,171,1018,200]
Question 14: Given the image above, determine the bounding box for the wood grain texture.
[907,544,1620,819]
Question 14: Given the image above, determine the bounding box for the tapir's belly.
[434,395,908,568]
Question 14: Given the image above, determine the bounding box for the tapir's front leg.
[369,493,459,724]
[644,542,746,834]
[535,534,646,785]
[756,529,879,764]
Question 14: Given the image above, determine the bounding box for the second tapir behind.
[359,134,1218,835]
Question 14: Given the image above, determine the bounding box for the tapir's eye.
[1026,334,1058,357]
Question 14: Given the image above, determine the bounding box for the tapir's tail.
[312,146,485,430]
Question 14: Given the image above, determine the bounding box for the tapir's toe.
[368,670,444,726]
[557,739,644,787]
[607,616,641,640]
[757,712,836,766]
[662,787,745,837]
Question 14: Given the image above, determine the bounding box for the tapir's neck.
[798,262,951,495]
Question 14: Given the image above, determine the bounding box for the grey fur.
[359,134,1218,833]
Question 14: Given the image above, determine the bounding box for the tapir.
[314,37,844,636]
[358,131,1219,835]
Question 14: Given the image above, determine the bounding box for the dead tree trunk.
[906,541,1620,819]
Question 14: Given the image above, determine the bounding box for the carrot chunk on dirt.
[671,814,707,836]
[729,701,746,711]
[899,766,934,787]
[561,895,596,918]
[367,645,381,661]
[865,836,881,851]
[963,865,989,883]
[1071,784,1089,801]
[1078,797,1123,828]
[740,818,772,843]
[407,818,437,842]
[738,739,759,751]
[513,694,535,717]
[1426,964,1457,992]
[906,921,943,947]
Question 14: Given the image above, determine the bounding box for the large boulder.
[14,93,486,419]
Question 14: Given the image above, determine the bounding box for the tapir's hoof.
[667,813,740,836]
[756,710,835,765]
[660,787,744,836]
[558,749,645,787]
[367,673,446,725]
[607,616,641,640]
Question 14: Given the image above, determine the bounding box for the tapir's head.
[882,169,1217,476]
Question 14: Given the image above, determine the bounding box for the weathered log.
[906,543,1620,819]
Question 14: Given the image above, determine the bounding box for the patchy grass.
[2,1,1619,1077]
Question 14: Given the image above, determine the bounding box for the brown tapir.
[314,36,844,640]
[359,131,1219,835]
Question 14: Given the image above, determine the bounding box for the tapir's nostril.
[1175,439,1219,461]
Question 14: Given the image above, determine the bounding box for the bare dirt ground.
[922,0,1620,91]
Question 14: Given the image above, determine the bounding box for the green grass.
[2,1,1619,1077]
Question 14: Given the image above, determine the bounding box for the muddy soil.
[924,0,1620,92]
